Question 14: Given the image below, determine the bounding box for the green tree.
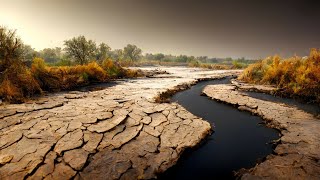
[22,45,38,61]
[0,26,24,67]
[123,44,142,61]
[96,43,111,62]
[40,48,60,63]
[154,53,165,61]
[197,56,208,63]
[64,35,96,65]
[112,49,123,61]
[176,55,188,62]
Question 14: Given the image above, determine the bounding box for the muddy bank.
[0,67,240,180]
[203,84,320,179]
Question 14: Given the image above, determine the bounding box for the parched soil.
[203,84,320,179]
[0,67,240,180]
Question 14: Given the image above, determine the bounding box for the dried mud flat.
[0,67,239,180]
[203,84,320,179]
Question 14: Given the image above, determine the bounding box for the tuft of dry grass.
[0,61,42,102]
[239,49,320,102]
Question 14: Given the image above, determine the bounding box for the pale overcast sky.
[1,0,320,58]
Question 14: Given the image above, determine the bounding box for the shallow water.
[159,78,280,179]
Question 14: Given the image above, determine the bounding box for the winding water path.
[160,78,280,179]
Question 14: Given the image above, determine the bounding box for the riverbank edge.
[202,83,320,179]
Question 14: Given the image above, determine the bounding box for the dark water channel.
[159,78,280,179]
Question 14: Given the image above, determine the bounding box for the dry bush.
[0,61,42,102]
[45,61,107,89]
[102,59,127,78]
[1,57,142,103]
[239,49,320,102]
[31,58,61,91]
[82,61,107,81]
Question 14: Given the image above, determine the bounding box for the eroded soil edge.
[203,83,320,179]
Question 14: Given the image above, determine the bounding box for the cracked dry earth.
[203,84,320,179]
[0,67,239,180]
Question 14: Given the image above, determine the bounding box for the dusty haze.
[1,0,320,58]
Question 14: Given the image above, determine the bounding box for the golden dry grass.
[0,58,142,103]
[239,49,320,102]
[0,61,42,102]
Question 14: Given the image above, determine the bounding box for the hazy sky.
[1,0,320,58]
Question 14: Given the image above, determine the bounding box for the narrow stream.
[159,78,280,179]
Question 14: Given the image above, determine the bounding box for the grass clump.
[0,61,42,102]
[239,49,320,102]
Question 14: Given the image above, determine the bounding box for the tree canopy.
[96,43,111,61]
[64,35,96,65]
[0,26,24,66]
[123,44,142,61]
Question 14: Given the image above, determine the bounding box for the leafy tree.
[112,49,124,61]
[0,26,24,67]
[145,53,155,60]
[176,55,188,62]
[154,53,165,61]
[110,49,124,61]
[197,56,208,63]
[64,35,96,65]
[123,44,142,61]
[22,45,38,61]
[39,47,61,63]
[96,43,111,61]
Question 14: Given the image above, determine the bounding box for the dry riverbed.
[0,67,240,180]
[203,83,320,179]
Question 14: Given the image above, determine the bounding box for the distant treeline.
[144,53,257,64]
[19,36,257,66]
